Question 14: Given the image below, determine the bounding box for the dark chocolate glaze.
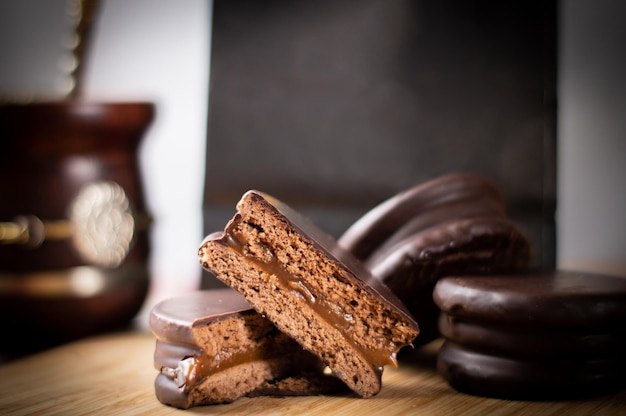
[438,313,626,359]
[149,288,252,346]
[154,373,189,409]
[369,216,531,345]
[368,217,530,277]
[338,172,506,261]
[434,270,626,328]
[335,173,529,346]
[367,196,506,262]
[437,341,626,400]
[154,339,202,371]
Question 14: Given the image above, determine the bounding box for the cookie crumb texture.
[200,192,418,398]
[156,311,323,409]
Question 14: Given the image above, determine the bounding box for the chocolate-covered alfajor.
[338,172,531,345]
[434,270,626,399]
[149,289,340,409]
[198,190,419,398]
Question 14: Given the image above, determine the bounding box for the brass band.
[0,213,152,245]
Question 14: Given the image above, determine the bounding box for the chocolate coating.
[367,217,530,277]
[337,173,530,346]
[338,172,506,260]
[154,373,187,409]
[154,339,202,372]
[368,216,531,345]
[149,288,253,346]
[366,196,506,262]
[438,314,626,359]
[437,341,626,400]
[434,270,626,329]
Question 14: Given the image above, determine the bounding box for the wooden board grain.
[0,331,624,415]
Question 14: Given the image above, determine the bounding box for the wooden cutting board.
[0,331,624,415]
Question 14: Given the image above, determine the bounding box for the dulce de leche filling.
[222,215,402,370]
[161,343,269,393]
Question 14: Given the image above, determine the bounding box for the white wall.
[82,0,211,312]
[557,0,626,276]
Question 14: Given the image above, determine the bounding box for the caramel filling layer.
[161,344,269,392]
[223,216,401,370]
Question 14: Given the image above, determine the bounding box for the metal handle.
[0,216,72,247]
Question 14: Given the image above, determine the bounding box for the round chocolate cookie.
[434,270,626,399]
[434,270,626,328]
[437,341,625,400]
[339,172,507,261]
[369,216,530,344]
[338,172,531,346]
[438,314,626,359]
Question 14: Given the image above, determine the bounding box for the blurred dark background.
[202,0,557,288]
[1,0,625,303]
